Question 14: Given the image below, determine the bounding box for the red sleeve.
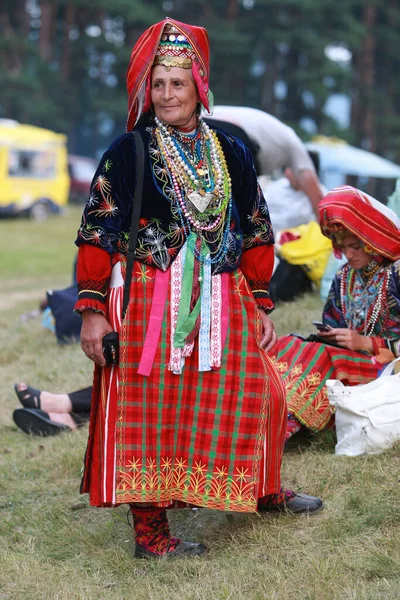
[371,337,386,354]
[74,244,112,315]
[240,245,275,313]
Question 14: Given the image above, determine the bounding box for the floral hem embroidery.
[115,456,257,512]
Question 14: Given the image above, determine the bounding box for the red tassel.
[192,60,209,111]
[143,73,152,114]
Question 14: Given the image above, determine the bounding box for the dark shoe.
[259,491,323,515]
[12,408,71,436]
[135,540,208,559]
[14,384,41,409]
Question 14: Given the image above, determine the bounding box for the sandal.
[14,383,41,409]
[12,408,71,436]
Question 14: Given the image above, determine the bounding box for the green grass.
[1,209,400,599]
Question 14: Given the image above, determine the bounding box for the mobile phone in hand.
[312,321,330,332]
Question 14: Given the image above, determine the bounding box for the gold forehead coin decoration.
[153,55,193,70]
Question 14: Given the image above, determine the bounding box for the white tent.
[306,137,400,189]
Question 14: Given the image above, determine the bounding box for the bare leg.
[47,412,78,430]
[40,392,72,413]
[15,383,72,413]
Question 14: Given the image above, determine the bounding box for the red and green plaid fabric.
[81,263,286,512]
[270,335,380,431]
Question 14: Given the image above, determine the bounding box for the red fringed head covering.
[319,185,400,261]
[126,18,210,131]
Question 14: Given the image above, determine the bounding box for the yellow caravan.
[0,119,70,218]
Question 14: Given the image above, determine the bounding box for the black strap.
[122,131,145,320]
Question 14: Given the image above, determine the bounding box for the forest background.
[2,0,400,165]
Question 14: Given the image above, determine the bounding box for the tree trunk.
[350,49,362,147]
[61,3,76,81]
[362,5,376,153]
[260,49,278,115]
[284,47,301,123]
[227,0,238,21]
[39,2,55,61]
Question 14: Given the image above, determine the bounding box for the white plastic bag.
[327,357,400,456]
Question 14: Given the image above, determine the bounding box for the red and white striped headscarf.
[319,185,400,261]
[126,18,210,131]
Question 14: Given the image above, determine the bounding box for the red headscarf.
[126,18,210,131]
[319,185,400,261]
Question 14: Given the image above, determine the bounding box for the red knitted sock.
[130,506,180,556]
[285,413,303,441]
[258,488,297,509]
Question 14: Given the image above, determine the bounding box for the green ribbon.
[173,233,208,348]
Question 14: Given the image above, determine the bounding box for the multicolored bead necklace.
[154,116,233,267]
[340,262,391,336]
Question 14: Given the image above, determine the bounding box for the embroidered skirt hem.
[270,335,380,431]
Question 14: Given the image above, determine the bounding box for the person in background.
[262,166,316,231]
[262,151,327,232]
[269,186,400,441]
[12,383,91,435]
[207,105,324,216]
[74,18,322,560]
[320,180,400,302]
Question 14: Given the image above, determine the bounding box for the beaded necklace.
[154,116,233,268]
[340,262,391,336]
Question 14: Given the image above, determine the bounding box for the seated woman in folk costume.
[74,18,322,560]
[270,186,400,440]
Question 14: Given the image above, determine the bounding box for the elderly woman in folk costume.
[74,18,322,559]
[270,186,400,440]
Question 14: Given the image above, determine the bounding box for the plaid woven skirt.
[81,260,286,512]
[270,335,380,431]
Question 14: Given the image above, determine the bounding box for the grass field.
[1,209,400,600]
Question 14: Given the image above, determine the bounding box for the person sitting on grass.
[13,383,91,436]
[269,185,400,441]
